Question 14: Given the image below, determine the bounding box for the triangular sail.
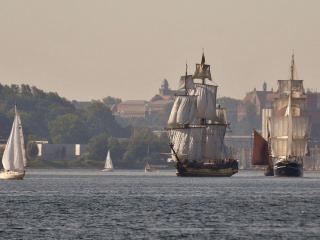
[2,108,25,171]
[252,130,269,165]
[105,150,113,169]
[16,109,27,167]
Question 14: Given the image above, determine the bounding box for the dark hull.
[274,162,303,177]
[176,160,238,177]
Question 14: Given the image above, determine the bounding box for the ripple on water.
[0,169,319,239]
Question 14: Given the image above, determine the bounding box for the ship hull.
[274,162,303,177]
[176,161,238,177]
[101,168,113,172]
[0,171,25,180]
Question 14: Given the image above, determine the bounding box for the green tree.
[122,128,169,168]
[84,100,129,138]
[86,133,110,161]
[102,96,121,107]
[49,113,88,143]
[26,142,39,160]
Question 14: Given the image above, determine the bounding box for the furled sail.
[2,108,25,171]
[193,64,212,80]
[252,130,269,165]
[193,53,212,80]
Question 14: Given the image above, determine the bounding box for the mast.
[184,63,188,95]
[286,53,295,156]
[201,51,206,85]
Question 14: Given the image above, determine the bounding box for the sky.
[0,0,320,101]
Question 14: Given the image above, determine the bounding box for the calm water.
[0,169,320,240]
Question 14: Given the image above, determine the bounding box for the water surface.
[0,169,319,239]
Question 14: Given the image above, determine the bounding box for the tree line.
[0,83,170,168]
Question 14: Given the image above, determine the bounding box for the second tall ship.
[252,54,310,177]
[166,53,238,177]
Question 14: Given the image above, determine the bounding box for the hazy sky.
[0,0,320,101]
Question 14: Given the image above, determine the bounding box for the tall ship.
[252,54,310,177]
[166,53,238,177]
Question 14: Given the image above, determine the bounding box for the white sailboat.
[144,162,152,172]
[0,107,26,180]
[102,150,113,172]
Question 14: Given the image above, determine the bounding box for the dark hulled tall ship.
[252,54,310,177]
[166,53,238,177]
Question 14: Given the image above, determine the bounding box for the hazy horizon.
[1,0,320,101]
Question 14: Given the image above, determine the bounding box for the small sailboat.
[0,107,26,180]
[102,150,113,172]
[144,162,152,172]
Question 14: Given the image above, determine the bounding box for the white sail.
[2,108,25,171]
[167,97,182,126]
[168,129,190,162]
[179,75,194,91]
[195,85,217,121]
[271,138,288,157]
[292,116,309,139]
[16,110,27,167]
[188,97,199,124]
[105,150,113,169]
[216,107,227,124]
[176,97,191,124]
[270,116,289,157]
[203,125,227,160]
[270,116,289,139]
[188,127,204,161]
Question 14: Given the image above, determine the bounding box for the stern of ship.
[274,161,303,177]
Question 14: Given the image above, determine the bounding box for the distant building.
[306,91,320,140]
[158,79,180,97]
[114,79,176,119]
[114,100,148,118]
[237,82,277,121]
